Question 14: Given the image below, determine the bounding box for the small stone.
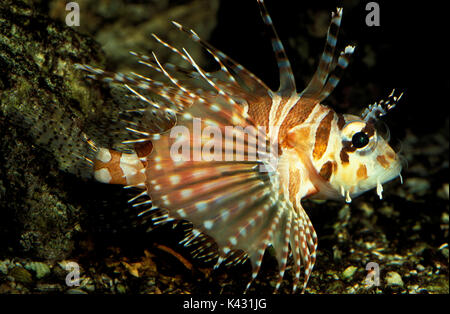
[66,288,88,294]
[80,277,95,292]
[36,283,61,292]
[440,248,449,260]
[408,284,419,294]
[364,241,377,250]
[83,284,95,292]
[338,205,351,221]
[405,178,430,196]
[333,245,342,261]
[385,271,404,287]
[412,221,421,231]
[0,260,9,275]
[342,266,358,280]
[359,202,374,217]
[416,264,425,272]
[379,205,398,218]
[116,283,127,294]
[25,261,51,279]
[9,267,33,284]
[437,183,449,200]
[441,212,449,225]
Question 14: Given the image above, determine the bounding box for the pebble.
[116,283,127,294]
[0,260,9,275]
[379,205,398,218]
[36,283,61,292]
[437,183,449,200]
[440,248,449,260]
[404,178,430,196]
[441,212,449,225]
[338,205,351,221]
[416,264,425,272]
[358,202,374,217]
[9,266,32,284]
[385,271,404,287]
[407,284,420,294]
[25,261,51,279]
[409,270,417,276]
[333,245,342,261]
[342,266,358,280]
[66,288,88,294]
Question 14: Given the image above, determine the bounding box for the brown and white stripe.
[93,148,147,187]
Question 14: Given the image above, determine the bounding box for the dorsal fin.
[299,8,355,102]
[257,0,296,95]
[301,8,343,98]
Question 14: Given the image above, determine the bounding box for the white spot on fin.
[94,168,112,184]
[96,148,112,163]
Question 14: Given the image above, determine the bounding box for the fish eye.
[352,131,369,148]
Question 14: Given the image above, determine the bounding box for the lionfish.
[76,0,403,293]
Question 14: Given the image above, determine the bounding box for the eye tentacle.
[361,89,404,122]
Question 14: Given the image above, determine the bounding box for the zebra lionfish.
[76,0,403,293]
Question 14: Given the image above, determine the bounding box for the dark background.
[210,0,448,138]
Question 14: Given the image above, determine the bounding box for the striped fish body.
[78,1,403,293]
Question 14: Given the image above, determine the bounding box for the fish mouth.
[378,157,402,186]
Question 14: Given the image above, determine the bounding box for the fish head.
[320,114,402,201]
[286,91,404,202]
